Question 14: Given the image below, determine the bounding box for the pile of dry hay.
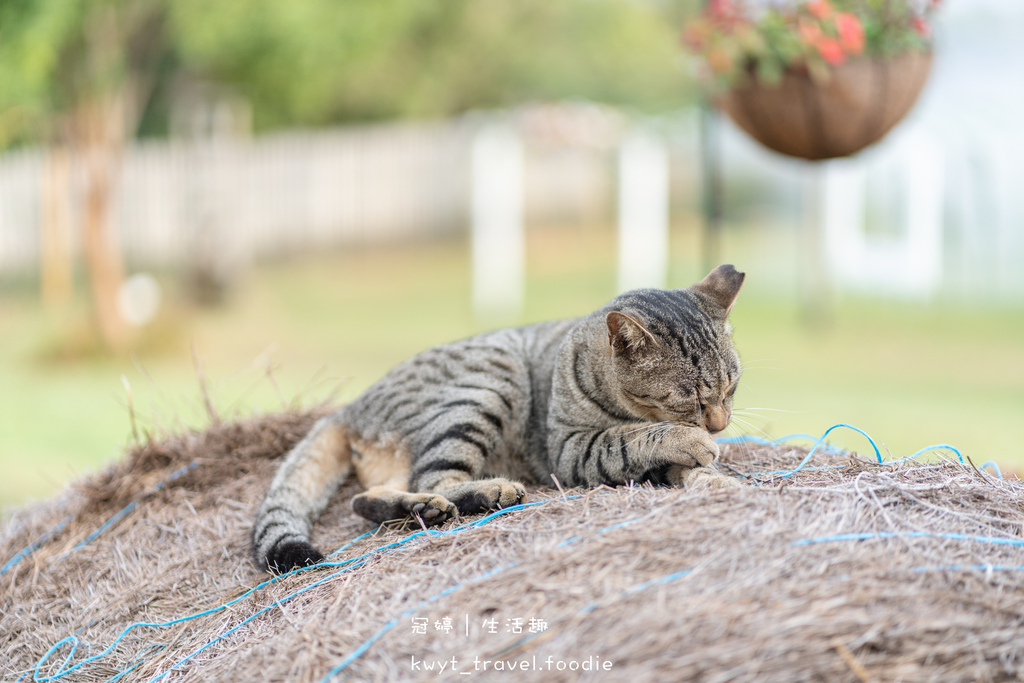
[3,410,1024,682]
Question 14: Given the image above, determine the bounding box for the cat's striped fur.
[252,265,745,572]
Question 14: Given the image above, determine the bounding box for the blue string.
[900,443,965,466]
[319,502,651,681]
[2,462,202,582]
[152,498,577,681]
[977,460,1002,478]
[148,559,378,682]
[0,516,71,577]
[578,569,693,615]
[720,424,976,481]
[767,423,882,477]
[72,461,201,553]
[912,563,1024,573]
[103,645,163,683]
[717,432,846,455]
[752,464,847,477]
[12,424,999,679]
[327,528,378,557]
[792,531,1024,548]
[320,562,515,681]
[19,497,572,682]
[440,567,696,668]
[71,503,139,552]
[25,548,399,681]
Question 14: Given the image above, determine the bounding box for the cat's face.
[604,265,744,434]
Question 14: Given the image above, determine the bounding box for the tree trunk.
[75,95,128,352]
[40,146,74,310]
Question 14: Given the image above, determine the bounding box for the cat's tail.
[252,415,352,573]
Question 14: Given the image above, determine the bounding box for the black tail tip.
[265,540,325,574]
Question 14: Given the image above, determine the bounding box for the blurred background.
[0,0,1021,508]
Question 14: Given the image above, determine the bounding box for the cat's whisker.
[729,416,774,441]
[626,422,670,448]
[646,422,676,466]
[622,425,650,436]
[731,411,774,426]
[644,431,665,467]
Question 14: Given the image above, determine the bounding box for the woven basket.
[717,52,932,161]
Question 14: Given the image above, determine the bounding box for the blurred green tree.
[0,0,694,350]
[0,0,167,350]
[167,0,692,131]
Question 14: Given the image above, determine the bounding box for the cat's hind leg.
[409,419,526,516]
[253,416,352,572]
[349,434,457,526]
[351,486,457,526]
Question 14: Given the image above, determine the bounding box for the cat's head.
[604,264,744,434]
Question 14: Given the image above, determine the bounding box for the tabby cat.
[252,264,745,572]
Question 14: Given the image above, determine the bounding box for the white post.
[821,129,944,298]
[617,130,669,293]
[902,133,944,296]
[822,157,867,285]
[471,124,524,320]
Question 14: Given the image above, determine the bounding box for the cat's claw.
[405,495,457,526]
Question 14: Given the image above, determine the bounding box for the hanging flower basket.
[684,0,939,160]
[717,51,931,160]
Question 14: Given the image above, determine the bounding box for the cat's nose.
[705,406,729,433]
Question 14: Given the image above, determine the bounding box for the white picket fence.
[2,105,1022,307]
[0,122,475,274]
[0,116,622,280]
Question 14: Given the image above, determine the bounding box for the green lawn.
[2,225,1022,508]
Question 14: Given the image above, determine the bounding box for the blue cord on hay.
[718,423,974,481]
[319,502,656,681]
[12,423,1008,681]
[1,462,200,581]
[793,531,1024,548]
[147,498,578,682]
[717,432,847,455]
[0,516,71,577]
[913,563,1024,573]
[15,497,575,682]
[482,567,697,660]
[791,531,1024,575]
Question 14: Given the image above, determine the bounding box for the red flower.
[835,12,864,55]
[708,0,737,21]
[806,0,833,19]
[816,37,845,65]
[912,16,931,38]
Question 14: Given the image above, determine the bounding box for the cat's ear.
[692,264,745,315]
[606,311,659,355]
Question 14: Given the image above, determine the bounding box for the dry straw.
[3,411,1024,682]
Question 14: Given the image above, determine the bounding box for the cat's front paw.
[674,465,743,492]
[691,434,720,467]
[660,426,720,467]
